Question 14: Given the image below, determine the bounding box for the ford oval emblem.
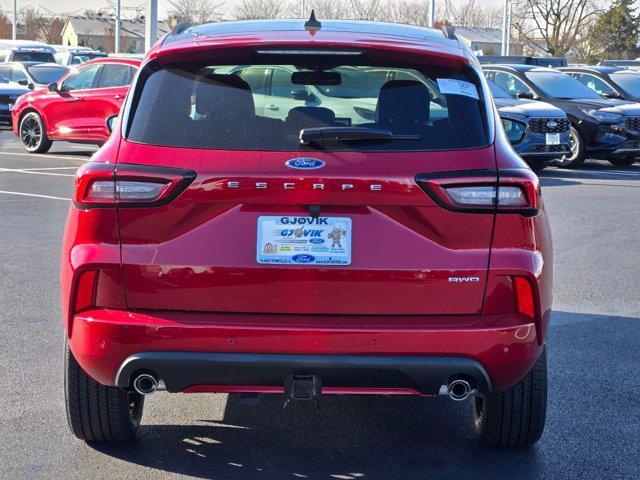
[285,158,325,170]
[292,254,315,263]
[546,120,558,129]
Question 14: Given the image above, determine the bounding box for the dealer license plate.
[546,133,560,145]
[257,216,352,265]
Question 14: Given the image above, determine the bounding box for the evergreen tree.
[590,0,639,60]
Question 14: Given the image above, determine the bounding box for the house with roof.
[60,14,170,53]
[454,27,523,56]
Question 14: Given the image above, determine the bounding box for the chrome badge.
[546,120,558,129]
[285,158,326,170]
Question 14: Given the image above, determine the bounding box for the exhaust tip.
[447,379,472,401]
[133,373,158,395]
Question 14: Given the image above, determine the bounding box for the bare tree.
[0,12,12,38]
[43,17,65,44]
[166,0,224,25]
[448,0,502,28]
[232,0,288,20]
[303,0,353,19]
[512,0,602,56]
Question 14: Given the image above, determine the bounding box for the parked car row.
[485,63,640,168]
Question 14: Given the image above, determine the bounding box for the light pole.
[300,0,306,18]
[145,0,157,52]
[429,0,435,28]
[12,0,17,40]
[501,0,511,56]
[505,2,512,55]
[115,0,121,54]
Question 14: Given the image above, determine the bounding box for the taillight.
[514,276,536,319]
[73,163,196,208]
[415,168,540,215]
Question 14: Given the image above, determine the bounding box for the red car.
[11,57,140,152]
[62,18,552,448]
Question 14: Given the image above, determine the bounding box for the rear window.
[127,62,489,151]
[12,51,55,62]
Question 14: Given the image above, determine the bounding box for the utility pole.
[12,0,17,40]
[429,0,435,28]
[145,0,157,52]
[115,0,121,54]
[300,0,306,18]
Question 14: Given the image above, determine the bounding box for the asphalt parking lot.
[0,127,638,480]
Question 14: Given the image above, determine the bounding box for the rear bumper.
[69,308,543,394]
[115,352,492,396]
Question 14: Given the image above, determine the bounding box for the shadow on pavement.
[89,310,640,480]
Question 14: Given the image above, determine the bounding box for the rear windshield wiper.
[299,127,421,146]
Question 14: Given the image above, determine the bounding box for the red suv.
[11,57,140,152]
[62,19,552,448]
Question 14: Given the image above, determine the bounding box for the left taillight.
[73,162,196,208]
[415,168,540,215]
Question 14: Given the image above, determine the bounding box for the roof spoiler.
[441,25,457,40]
[161,22,194,46]
[171,22,191,35]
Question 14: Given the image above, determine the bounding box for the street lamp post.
[115,0,121,54]
[12,0,17,40]
[145,0,158,52]
[501,0,512,56]
[429,0,435,28]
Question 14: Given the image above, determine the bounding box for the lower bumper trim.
[115,352,493,396]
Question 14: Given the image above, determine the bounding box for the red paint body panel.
[60,22,551,397]
[11,58,140,142]
[116,144,496,315]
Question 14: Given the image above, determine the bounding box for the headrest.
[194,74,255,118]
[377,80,431,131]
[286,106,336,127]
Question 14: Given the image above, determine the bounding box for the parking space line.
[0,190,69,201]
[5,166,79,171]
[0,167,75,177]
[0,151,90,161]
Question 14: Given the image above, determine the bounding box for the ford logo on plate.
[285,158,325,170]
[292,254,315,263]
[546,120,558,129]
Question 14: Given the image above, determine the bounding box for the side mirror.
[106,115,118,134]
[291,89,312,102]
[516,91,535,100]
[17,79,28,86]
[602,92,622,99]
[48,82,59,93]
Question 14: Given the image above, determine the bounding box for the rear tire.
[19,112,52,153]
[65,343,144,442]
[607,157,637,167]
[473,348,547,448]
[553,126,586,168]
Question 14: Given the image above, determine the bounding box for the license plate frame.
[546,133,560,145]
[257,216,352,266]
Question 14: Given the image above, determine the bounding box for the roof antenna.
[304,10,322,34]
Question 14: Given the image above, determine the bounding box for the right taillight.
[514,276,536,319]
[73,162,196,208]
[415,168,540,215]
